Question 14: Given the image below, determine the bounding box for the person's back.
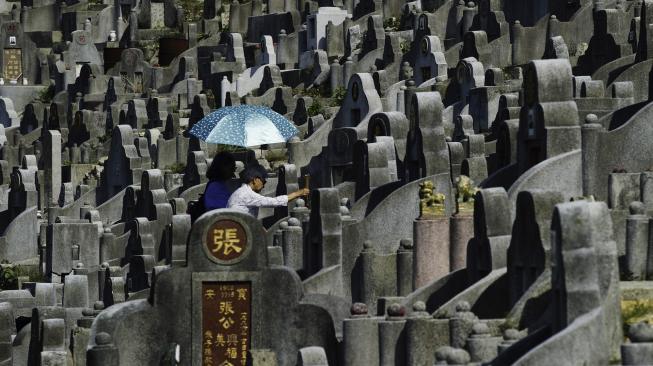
[204,180,232,210]
[203,151,237,210]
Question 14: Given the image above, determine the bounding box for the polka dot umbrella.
[189,105,299,147]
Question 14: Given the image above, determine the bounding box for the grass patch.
[622,299,653,335]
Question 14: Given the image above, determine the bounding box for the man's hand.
[288,188,310,201]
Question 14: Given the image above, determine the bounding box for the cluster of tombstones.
[4,0,653,364]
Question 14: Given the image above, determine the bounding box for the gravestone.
[88,211,338,366]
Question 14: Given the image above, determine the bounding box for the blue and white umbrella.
[189,105,299,147]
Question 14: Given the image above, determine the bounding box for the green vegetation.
[331,86,347,106]
[0,262,44,290]
[622,299,653,336]
[178,0,203,23]
[383,17,401,31]
[165,162,186,174]
[37,85,55,103]
[308,99,325,117]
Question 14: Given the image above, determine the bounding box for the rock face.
[3,0,653,365]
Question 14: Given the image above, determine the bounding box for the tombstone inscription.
[3,49,21,80]
[202,282,251,366]
[200,216,253,366]
[151,3,165,29]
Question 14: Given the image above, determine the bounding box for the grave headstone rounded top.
[503,328,520,340]
[386,303,405,318]
[350,302,368,316]
[96,332,112,345]
[413,301,426,312]
[629,322,653,342]
[400,238,413,249]
[585,114,598,124]
[339,205,350,216]
[447,348,471,364]
[471,322,490,337]
[629,201,646,215]
[288,217,301,226]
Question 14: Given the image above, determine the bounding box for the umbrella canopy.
[189,105,299,147]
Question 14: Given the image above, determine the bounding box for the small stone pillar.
[462,2,477,34]
[466,321,501,362]
[87,333,119,366]
[291,198,310,224]
[379,304,407,366]
[413,181,449,288]
[449,301,478,348]
[72,308,96,365]
[450,213,473,271]
[405,301,435,366]
[451,175,477,271]
[0,302,15,363]
[100,229,114,264]
[396,239,414,296]
[642,172,653,215]
[360,241,377,309]
[220,76,230,107]
[625,201,649,279]
[622,322,653,365]
[343,57,354,87]
[343,303,379,366]
[330,61,342,92]
[413,217,450,288]
[282,217,303,271]
[396,86,406,113]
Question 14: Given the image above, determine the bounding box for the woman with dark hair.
[204,151,237,210]
[228,163,308,217]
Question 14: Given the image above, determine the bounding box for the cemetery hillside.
[4,0,653,364]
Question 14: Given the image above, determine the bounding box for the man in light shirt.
[228,164,309,217]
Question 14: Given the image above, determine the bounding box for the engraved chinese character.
[227,334,238,346]
[205,289,216,300]
[216,333,225,347]
[219,301,235,315]
[237,288,247,300]
[212,228,242,256]
[219,317,235,329]
[225,347,238,359]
